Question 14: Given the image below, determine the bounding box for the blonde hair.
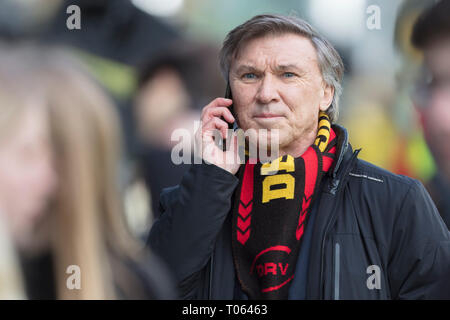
[0,47,40,299]
[0,44,142,299]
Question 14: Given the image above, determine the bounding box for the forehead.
[232,33,319,69]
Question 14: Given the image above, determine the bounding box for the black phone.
[222,82,238,151]
[224,82,238,131]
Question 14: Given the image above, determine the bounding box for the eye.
[243,73,257,79]
[283,72,296,78]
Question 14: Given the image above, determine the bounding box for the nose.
[255,74,280,104]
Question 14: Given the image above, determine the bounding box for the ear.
[319,82,334,112]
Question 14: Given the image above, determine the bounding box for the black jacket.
[426,173,450,230]
[148,125,450,299]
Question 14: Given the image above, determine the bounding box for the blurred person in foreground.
[411,0,450,229]
[0,44,174,299]
[0,214,25,299]
[148,14,450,299]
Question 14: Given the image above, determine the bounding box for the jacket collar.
[330,124,354,179]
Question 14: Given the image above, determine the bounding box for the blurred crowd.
[0,0,448,299]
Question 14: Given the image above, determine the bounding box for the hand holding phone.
[194,83,241,174]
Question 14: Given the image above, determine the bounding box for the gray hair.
[219,14,344,123]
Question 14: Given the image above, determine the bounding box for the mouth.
[254,113,284,119]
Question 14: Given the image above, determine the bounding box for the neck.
[279,127,318,158]
[247,127,320,163]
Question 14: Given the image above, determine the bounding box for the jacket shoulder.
[351,158,419,190]
[159,185,180,212]
[344,158,427,227]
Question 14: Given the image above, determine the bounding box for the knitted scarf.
[231,112,337,299]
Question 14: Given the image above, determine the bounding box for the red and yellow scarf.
[231,112,337,299]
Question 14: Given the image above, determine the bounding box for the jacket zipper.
[208,250,214,299]
[334,242,340,300]
[319,149,360,298]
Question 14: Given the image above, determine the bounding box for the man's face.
[229,33,333,156]
[418,37,450,177]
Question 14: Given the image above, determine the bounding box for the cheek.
[232,85,256,127]
[0,156,29,217]
[283,79,321,107]
[282,87,320,124]
[433,92,450,122]
[426,93,450,133]
[0,150,54,217]
[0,153,23,192]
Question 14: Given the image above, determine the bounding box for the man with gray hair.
[148,14,450,299]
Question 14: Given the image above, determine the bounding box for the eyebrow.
[233,63,306,75]
[234,64,259,75]
[275,64,305,74]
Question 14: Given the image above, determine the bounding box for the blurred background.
[0,0,448,299]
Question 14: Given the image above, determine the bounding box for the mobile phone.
[224,82,238,131]
[222,82,238,151]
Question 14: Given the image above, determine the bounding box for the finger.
[225,130,238,152]
[203,106,235,123]
[202,117,229,139]
[201,98,233,118]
